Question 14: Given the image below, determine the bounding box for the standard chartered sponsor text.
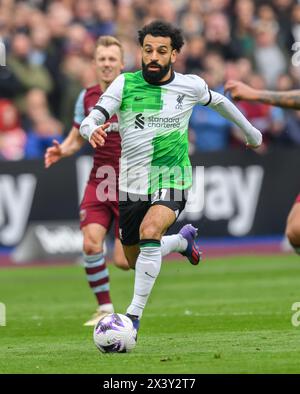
[147,116,180,128]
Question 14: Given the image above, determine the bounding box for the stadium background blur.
[2,0,300,158]
[1,0,300,263]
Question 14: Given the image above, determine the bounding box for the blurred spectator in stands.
[60,53,91,129]
[72,0,97,34]
[0,99,26,161]
[0,60,24,100]
[290,3,300,44]
[13,2,32,34]
[232,73,286,150]
[225,56,254,88]
[27,7,46,30]
[146,0,177,24]
[24,113,63,159]
[184,36,206,74]
[93,0,116,37]
[204,12,241,60]
[253,20,288,88]
[272,0,295,51]
[276,73,295,92]
[224,61,241,82]
[46,1,73,115]
[189,52,233,152]
[275,74,300,146]
[120,38,140,72]
[208,0,231,14]
[7,33,53,113]
[156,0,177,23]
[232,0,256,58]
[179,0,204,38]
[131,0,148,21]
[23,88,49,130]
[47,1,73,42]
[30,24,64,118]
[257,3,278,24]
[178,0,204,28]
[236,57,254,83]
[0,4,11,44]
[116,2,137,41]
[64,23,93,58]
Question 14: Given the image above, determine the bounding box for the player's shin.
[126,240,162,319]
[83,252,113,311]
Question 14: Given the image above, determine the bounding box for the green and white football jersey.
[96,70,211,195]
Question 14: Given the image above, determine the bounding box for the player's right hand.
[225,80,257,101]
[89,122,110,148]
[44,139,62,168]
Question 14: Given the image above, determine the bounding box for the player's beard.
[142,60,172,84]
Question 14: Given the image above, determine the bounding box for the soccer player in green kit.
[80,21,262,335]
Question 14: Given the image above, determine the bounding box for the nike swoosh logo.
[145,272,155,279]
[134,97,144,101]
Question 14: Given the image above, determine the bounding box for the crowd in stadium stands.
[1,0,300,160]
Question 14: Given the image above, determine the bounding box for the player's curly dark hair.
[138,20,184,53]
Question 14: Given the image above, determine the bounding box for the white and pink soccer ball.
[93,313,137,353]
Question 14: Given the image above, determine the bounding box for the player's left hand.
[89,122,110,148]
[44,139,62,168]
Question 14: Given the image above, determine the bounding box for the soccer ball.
[93,313,137,353]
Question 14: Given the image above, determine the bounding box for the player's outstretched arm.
[225,80,300,110]
[44,126,85,168]
[207,90,262,148]
[80,74,124,147]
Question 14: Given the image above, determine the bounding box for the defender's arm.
[44,126,85,168]
[225,80,300,110]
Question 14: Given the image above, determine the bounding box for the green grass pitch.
[0,254,300,374]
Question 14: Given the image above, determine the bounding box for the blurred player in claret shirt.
[225,79,300,255]
[45,36,129,326]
